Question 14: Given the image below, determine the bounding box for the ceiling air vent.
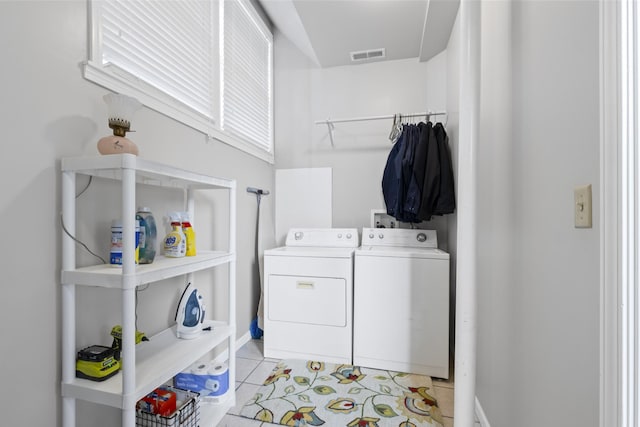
[350,48,386,62]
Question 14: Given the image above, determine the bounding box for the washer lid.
[356,246,449,259]
[265,246,356,258]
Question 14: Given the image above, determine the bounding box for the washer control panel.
[361,228,438,248]
[286,228,359,247]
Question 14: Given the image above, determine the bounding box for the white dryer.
[264,228,358,364]
[354,228,450,378]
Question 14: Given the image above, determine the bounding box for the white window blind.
[221,0,273,152]
[85,0,274,163]
[98,0,214,119]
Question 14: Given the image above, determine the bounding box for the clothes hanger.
[388,114,398,142]
[389,113,403,143]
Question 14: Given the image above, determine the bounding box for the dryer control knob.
[295,231,303,240]
[346,233,352,239]
[378,233,384,239]
[417,233,427,242]
[368,233,374,239]
[338,233,343,238]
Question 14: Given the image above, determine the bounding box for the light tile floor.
[217,339,478,427]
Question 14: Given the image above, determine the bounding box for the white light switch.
[574,184,592,228]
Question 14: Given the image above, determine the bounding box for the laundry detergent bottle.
[164,213,186,258]
[181,212,196,257]
[136,207,157,264]
[110,219,141,266]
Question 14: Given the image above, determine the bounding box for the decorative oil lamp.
[97,93,142,155]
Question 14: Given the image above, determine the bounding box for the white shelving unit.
[61,154,236,427]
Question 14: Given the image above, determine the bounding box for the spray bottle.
[163,213,186,258]
[181,212,196,257]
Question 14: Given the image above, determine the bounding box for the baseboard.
[236,330,253,350]
[212,330,254,364]
[475,396,491,427]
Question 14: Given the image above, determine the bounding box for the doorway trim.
[600,0,637,425]
[454,0,480,425]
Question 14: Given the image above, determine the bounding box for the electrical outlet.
[574,184,592,228]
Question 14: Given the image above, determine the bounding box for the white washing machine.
[264,228,358,364]
[354,228,450,378]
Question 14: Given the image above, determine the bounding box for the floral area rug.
[239,359,444,427]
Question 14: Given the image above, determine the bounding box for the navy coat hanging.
[382,120,455,223]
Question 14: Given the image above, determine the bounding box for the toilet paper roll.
[205,362,229,396]
[191,363,209,375]
[208,362,227,376]
[174,360,229,397]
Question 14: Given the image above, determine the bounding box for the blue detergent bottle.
[136,207,157,264]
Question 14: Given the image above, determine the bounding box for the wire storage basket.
[136,386,200,427]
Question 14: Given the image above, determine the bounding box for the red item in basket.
[137,388,177,416]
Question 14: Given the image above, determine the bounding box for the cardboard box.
[137,387,177,416]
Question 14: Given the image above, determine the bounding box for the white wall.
[475,1,600,425]
[311,56,452,237]
[273,33,315,169]
[274,35,453,248]
[0,2,274,426]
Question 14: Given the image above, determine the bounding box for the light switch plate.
[574,184,592,228]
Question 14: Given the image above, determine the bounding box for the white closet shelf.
[61,154,237,427]
[62,252,235,289]
[62,154,235,190]
[61,321,233,409]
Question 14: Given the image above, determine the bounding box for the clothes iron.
[175,283,205,339]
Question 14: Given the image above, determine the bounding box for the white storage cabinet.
[61,154,236,427]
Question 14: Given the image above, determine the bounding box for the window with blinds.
[221,0,273,152]
[84,0,274,162]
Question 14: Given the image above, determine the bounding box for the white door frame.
[600,0,638,425]
[454,0,480,425]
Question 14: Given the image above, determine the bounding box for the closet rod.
[314,111,447,125]
[315,111,447,147]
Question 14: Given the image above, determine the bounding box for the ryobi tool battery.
[76,345,120,381]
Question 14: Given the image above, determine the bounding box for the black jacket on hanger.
[400,124,420,222]
[383,120,456,223]
[404,122,432,219]
[417,122,442,221]
[432,123,456,216]
[382,128,408,220]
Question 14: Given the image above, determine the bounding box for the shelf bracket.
[324,119,335,148]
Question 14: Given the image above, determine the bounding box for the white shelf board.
[62,321,233,409]
[62,154,236,190]
[62,252,234,289]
